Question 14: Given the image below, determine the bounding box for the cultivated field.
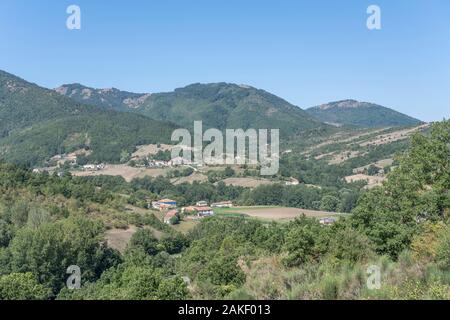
[216,206,340,221]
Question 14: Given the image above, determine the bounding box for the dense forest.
[0,121,448,300]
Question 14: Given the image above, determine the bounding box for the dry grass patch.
[221,177,274,188]
[132,143,173,159]
[105,226,137,253]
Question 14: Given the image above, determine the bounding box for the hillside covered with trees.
[306,100,423,128]
[57,82,335,138]
[0,70,177,166]
[0,121,448,300]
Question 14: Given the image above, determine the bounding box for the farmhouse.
[196,200,208,206]
[164,210,179,224]
[183,206,197,213]
[169,156,192,166]
[285,177,300,186]
[195,206,214,217]
[320,217,336,226]
[211,201,233,208]
[83,164,96,171]
[183,206,214,218]
[82,163,105,171]
[151,199,177,210]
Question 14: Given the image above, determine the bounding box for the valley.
[0,69,448,301]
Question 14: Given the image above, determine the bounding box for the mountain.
[55,83,151,111]
[0,71,94,137]
[0,70,176,166]
[306,100,423,128]
[56,82,331,137]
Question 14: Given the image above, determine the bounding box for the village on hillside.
[150,198,234,225]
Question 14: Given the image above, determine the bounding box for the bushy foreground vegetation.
[0,122,448,300]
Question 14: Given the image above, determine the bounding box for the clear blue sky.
[1,0,449,121]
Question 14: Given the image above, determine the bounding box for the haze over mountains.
[0,69,424,166]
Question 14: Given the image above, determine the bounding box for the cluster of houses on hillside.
[132,156,199,169]
[150,198,234,225]
[47,150,196,173]
[182,205,214,217]
[46,153,106,172]
[82,163,106,171]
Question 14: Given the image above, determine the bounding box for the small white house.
[169,157,191,166]
[83,164,96,171]
[195,207,214,217]
[319,217,336,226]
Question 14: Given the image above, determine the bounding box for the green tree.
[0,272,51,300]
[282,217,326,267]
[127,229,160,256]
[351,121,450,258]
[320,195,340,212]
[436,224,450,270]
[8,217,118,293]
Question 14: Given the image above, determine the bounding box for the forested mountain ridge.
[56,82,424,135]
[306,99,423,128]
[0,70,177,166]
[55,83,150,111]
[0,69,427,168]
[56,82,332,137]
[0,70,95,137]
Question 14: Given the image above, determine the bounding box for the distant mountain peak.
[55,79,329,136]
[307,100,423,128]
[0,70,176,166]
[318,100,373,110]
[54,83,150,110]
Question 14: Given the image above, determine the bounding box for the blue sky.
[0,0,449,121]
